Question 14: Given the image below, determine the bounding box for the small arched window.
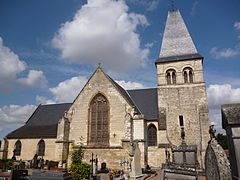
[166,73,171,85]
[14,140,21,156]
[183,67,194,84]
[184,71,188,83]
[147,124,157,146]
[166,69,177,85]
[37,140,45,156]
[89,94,109,146]
[189,71,193,83]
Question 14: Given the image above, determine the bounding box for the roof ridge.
[41,102,72,106]
[127,87,157,91]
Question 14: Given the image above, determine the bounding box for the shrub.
[68,162,90,180]
[0,159,14,170]
[112,169,120,177]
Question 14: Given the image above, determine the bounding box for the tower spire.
[156,10,202,63]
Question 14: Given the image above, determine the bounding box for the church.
[2,10,210,169]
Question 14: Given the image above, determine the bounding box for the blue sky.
[0,0,240,138]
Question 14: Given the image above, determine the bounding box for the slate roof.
[6,80,158,139]
[156,10,201,63]
[105,74,141,114]
[6,103,71,139]
[127,88,158,120]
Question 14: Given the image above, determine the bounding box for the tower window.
[179,116,184,126]
[147,124,157,146]
[89,93,109,146]
[183,67,194,83]
[166,69,177,85]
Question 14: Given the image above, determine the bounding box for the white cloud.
[190,1,198,16]
[207,84,240,132]
[210,21,240,59]
[49,76,88,103]
[18,70,48,88]
[0,104,36,123]
[210,46,240,59]
[36,96,56,105]
[0,37,48,92]
[145,42,154,48]
[52,0,149,73]
[0,37,26,91]
[234,21,240,30]
[207,84,240,109]
[147,0,159,11]
[116,80,147,90]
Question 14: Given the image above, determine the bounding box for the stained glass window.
[89,94,109,145]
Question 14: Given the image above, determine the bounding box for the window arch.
[89,93,109,146]
[183,67,194,83]
[147,124,157,146]
[14,140,21,156]
[37,140,45,156]
[166,69,177,85]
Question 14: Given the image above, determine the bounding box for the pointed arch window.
[183,67,194,83]
[166,69,177,85]
[89,94,109,146]
[37,140,45,156]
[147,124,157,146]
[14,140,21,156]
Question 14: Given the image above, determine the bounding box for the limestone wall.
[156,58,211,168]
[68,68,133,146]
[7,138,57,161]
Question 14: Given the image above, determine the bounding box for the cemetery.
[0,2,239,180]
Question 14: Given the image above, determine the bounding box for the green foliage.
[0,159,14,170]
[68,162,90,180]
[68,137,90,179]
[71,137,84,164]
[112,169,120,177]
[216,133,228,149]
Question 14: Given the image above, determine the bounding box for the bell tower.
[156,10,210,168]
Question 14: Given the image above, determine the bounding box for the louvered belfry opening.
[89,94,109,146]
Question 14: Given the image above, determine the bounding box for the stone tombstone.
[129,141,142,179]
[205,138,231,180]
[222,103,240,179]
[30,171,72,180]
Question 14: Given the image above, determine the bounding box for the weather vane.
[170,0,175,11]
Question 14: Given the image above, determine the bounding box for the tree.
[68,137,90,180]
[71,137,84,164]
[215,133,228,150]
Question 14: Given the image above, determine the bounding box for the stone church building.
[2,10,210,169]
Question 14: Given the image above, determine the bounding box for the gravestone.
[10,170,28,180]
[222,103,240,179]
[30,171,71,180]
[129,141,142,179]
[163,128,198,179]
[205,125,231,180]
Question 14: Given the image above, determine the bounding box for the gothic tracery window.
[183,67,194,83]
[89,94,109,146]
[14,140,21,156]
[166,69,177,85]
[37,139,45,156]
[147,124,157,146]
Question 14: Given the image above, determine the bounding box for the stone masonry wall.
[157,58,211,168]
[7,138,57,161]
[66,67,147,168]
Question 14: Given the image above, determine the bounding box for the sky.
[0,0,240,138]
